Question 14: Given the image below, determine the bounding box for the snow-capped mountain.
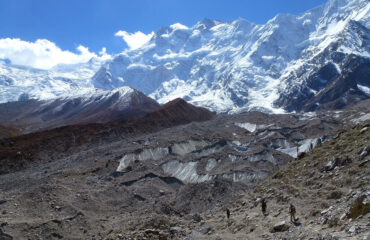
[92,0,370,113]
[0,57,103,103]
[0,86,160,134]
[0,0,368,113]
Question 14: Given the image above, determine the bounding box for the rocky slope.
[0,86,160,135]
[100,116,370,240]
[92,0,370,113]
[178,120,370,240]
[0,98,214,175]
[0,125,19,139]
[0,100,369,239]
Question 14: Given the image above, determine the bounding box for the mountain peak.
[0,87,160,133]
[146,98,215,123]
[2,0,369,114]
[195,18,222,30]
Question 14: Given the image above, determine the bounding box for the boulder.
[169,226,182,234]
[359,146,369,160]
[360,127,368,134]
[348,226,357,233]
[322,159,338,172]
[0,228,13,240]
[270,221,290,233]
[192,213,202,222]
[322,157,352,171]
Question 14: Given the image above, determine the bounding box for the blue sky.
[0,0,327,69]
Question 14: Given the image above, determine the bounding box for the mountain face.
[0,58,103,103]
[0,0,368,113]
[92,0,370,113]
[0,86,160,134]
[0,98,214,174]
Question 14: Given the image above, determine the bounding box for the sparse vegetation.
[347,197,370,219]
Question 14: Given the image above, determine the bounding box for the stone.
[359,147,369,160]
[321,206,333,215]
[348,226,356,233]
[273,211,281,217]
[159,231,168,240]
[360,127,368,134]
[359,160,369,167]
[323,159,337,172]
[322,157,352,172]
[270,221,290,233]
[192,213,202,222]
[169,227,182,234]
[0,228,13,240]
[144,229,160,235]
[199,225,213,234]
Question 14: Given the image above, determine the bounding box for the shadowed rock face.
[303,55,370,111]
[0,87,160,135]
[276,54,370,112]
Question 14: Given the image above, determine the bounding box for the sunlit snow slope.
[92,0,370,113]
[0,0,369,113]
[0,58,102,103]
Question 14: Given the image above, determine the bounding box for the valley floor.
[0,110,369,240]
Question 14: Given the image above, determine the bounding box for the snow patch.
[171,140,207,156]
[235,122,271,133]
[352,113,370,124]
[358,84,370,95]
[205,158,218,172]
[117,147,169,171]
[162,160,214,183]
[276,138,322,158]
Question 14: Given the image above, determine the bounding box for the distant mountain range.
[0,0,369,115]
[0,87,159,134]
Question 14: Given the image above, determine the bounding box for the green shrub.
[347,197,370,219]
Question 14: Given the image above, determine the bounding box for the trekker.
[289,204,296,223]
[261,198,267,216]
[226,208,230,219]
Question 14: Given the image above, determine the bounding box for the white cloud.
[0,38,112,69]
[115,30,154,50]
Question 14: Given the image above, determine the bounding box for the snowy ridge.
[0,85,160,133]
[0,57,103,103]
[92,0,370,113]
[46,86,136,112]
[0,0,369,113]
